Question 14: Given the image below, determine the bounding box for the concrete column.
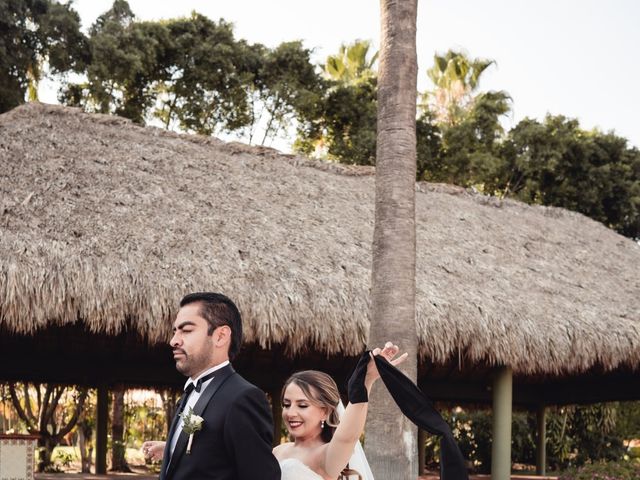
[95,385,109,474]
[536,405,547,476]
[491,366,512,480]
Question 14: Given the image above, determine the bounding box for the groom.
[153,292,281,480]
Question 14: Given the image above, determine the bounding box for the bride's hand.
[365,341,408,387]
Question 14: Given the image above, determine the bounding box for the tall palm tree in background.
[365,0,419,478]
[323,39,378,85]
[423,49,496,125]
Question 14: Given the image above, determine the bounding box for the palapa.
[1,102,639,378]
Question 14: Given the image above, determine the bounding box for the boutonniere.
[180,407,204,454]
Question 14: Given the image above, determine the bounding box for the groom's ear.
[212,325,232,350]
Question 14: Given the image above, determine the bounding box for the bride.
[274,342,406,480]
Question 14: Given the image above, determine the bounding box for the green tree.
[546,404,626,469]
[499,115,640,239]
[416,89,511,187]
[59,0,172,123]
[324,39,378,85]
[249,41,324,145]
[616,401,640,440]
[415,111,443,181]
[8,382,88,472]
[60,2,259,134]
[295,77,377,164]
[570,404,624,465]
[416,50,511,187]
[0,0,87,112]
[295,39,379,162]
[158,13,256,135]
[423,49,497,126]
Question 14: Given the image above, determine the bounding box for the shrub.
[558,460,640,480]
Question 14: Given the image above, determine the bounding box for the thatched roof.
[1,102,639,377]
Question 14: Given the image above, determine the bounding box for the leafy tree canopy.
[422,49,498,126]
[323,39,378,86]
[250,40,324,145]
[499,115,640,238]
[0,0,87,112]
[59,1,322,141]
[295,77,377,165]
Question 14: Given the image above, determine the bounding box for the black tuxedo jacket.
[159,364,281,480]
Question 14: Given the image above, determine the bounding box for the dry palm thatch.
[1,103,639,376]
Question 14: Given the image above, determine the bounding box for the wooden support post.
[418,428,426,475]
[271,389,282,447]
[491,366,512,480]
[536,405,547,476]
[95,385,109,474]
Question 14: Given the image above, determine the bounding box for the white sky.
[48,0,640,149]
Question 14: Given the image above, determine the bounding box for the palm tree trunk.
[365,0,419,479]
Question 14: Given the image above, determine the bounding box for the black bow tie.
[185,371,216,394]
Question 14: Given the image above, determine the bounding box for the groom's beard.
[173,348,211,377]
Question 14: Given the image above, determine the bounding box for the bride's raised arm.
[322,343,408,478]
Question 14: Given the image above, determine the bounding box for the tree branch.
[56,388,88,439]
[9,383,35,432]
[35,383,42,419]
[261,94,281,145]
[45,386,65,435]
[23,382,35,421]
[39,384,54,432]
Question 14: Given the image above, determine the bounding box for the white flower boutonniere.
[180,407,204,454]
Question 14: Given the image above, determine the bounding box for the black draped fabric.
[348,352,469,480]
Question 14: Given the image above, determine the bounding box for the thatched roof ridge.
[1,102,639,376]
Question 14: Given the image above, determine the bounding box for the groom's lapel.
[192,364,235,417]
[166,393,188,447]
[159,393,189,480]
[165,364,235,478]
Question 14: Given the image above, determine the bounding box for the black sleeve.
[348,351,469,480]
[224,387,281,480]
[347,351,370,403]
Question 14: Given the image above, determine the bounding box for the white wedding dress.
[279,458,324,480]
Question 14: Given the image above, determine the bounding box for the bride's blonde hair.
[282,370,340,443]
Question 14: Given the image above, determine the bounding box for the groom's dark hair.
[180,292,243,360]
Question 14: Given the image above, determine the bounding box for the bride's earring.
[321,419,325,429]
